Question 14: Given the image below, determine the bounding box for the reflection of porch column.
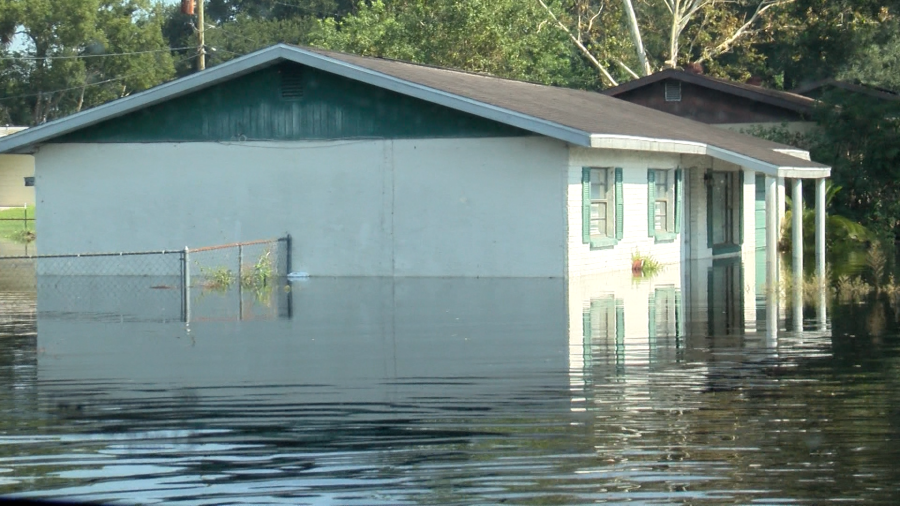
[815,178,826,282]
[792,179,803,278]
[766,176,778,294]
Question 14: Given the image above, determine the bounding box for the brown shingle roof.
[308,48,826,171]
[602,68,817,113]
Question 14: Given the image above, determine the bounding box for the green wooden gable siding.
[53,62,530,143]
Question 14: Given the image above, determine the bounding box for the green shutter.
[647,169,656,237]
[648,293,657,339]
[706,169,713,249]
[615,168,624,241]
[675,168,683,234]
[582,168,591,244]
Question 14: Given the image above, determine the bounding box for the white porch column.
[792,179,803,278]
[777,177,786,236]
[815,178,826,282]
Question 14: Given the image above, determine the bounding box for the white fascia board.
[589,134,706,154]
[773,148,812,161]
[278,46,593,147]
[0,47,290,154]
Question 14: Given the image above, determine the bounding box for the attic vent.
[665,81,682,102]
[280,68,304,100]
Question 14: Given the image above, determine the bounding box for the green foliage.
[240,249,273,290]
[0,206,34,242]
[200,265,235,291]
[0,0,175,125]
[631,249,662,279]
[311,0,597,89]
[811,89,900,239]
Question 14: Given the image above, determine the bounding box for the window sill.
[590,236,618,250]
[653,232,677,244]
[712,244,742,256]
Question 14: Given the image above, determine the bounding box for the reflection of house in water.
[570,252,758,376]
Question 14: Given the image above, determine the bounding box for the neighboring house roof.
[0,44,828,178]
[602,68,817,115]
[0,126,26,138]
[792,78,900,102]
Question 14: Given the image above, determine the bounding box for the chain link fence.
[0,236,291,323]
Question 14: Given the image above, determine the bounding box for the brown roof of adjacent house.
[601,68,817,114]
[0,44,828,174]
[792,78,900,102]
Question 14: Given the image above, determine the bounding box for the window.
[647,168,681,242]
[590,168,613,238]
[582,167,623,249]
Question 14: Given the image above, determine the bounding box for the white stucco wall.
[34,137,568,277]
[567,148,684,277]
[0,154,35,207]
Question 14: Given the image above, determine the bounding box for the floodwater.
[1,255,900,504]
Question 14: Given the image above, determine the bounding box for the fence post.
[23,205,27,230]
[285,233,292,275]
[183,246,191,323]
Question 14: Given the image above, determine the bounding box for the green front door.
[707,170,744,255]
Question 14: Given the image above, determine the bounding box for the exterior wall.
[612,80,807,124]
[567,148,684,277]
[0,154,35,207]
[34,136,567,277]
[567,148,759,278]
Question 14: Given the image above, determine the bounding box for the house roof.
[792,78,900,102]
[601,68,817,115]
[0,44,828,178]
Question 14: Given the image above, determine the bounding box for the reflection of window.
[648,287,682,365]
[650,287,677,338]
[582,167,623,249]
[583,296,625,372]
[647,168,682,242]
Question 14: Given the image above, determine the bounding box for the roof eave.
[590,134,830,178]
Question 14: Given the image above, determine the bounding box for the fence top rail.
[190,238,279,253]
[0,250,182,260]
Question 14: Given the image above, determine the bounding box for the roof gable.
[53,62,527,143]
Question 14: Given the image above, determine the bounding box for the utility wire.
[0,47,198,61]
[0,55,197,103]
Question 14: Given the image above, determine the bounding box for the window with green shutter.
[647,168,678,243]
[582,167,622,249]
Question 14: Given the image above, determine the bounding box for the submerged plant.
[240,249,273,290]
[631,250,662,279]
[199,265,235,291]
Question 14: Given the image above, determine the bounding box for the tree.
[0,0,175,125]
[312,0,597,89]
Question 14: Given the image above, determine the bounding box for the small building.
[0,44,828,279]
[602,68,817,134]
[0,127,34,209]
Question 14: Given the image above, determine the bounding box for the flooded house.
[0,44,829,281]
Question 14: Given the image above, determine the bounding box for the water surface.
[1,262,899,504]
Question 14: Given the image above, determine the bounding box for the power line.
[0,47,198,62]
[0,55,197,103]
